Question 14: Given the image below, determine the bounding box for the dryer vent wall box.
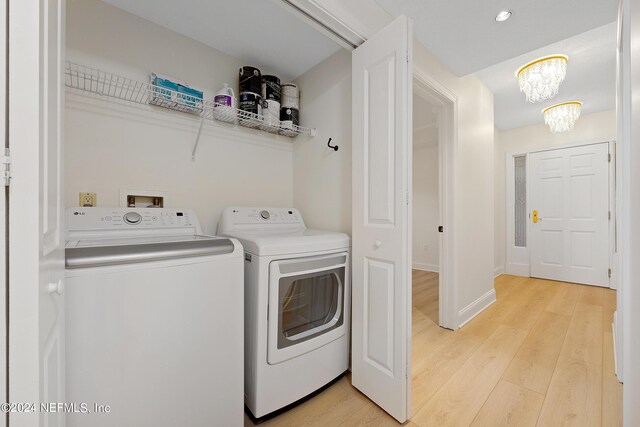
[218,207,351,419]
[64,207,244,426]
[120,189,168,208]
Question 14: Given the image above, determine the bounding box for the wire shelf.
[64,62,315,138]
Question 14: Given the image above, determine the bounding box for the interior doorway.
[409,69,458,419]
[411,70,457,330]
[412,93,441,325]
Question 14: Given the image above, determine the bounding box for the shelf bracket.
[191,116,206,161]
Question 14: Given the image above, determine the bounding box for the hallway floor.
[411,269,439,325]
[245,274,622,427]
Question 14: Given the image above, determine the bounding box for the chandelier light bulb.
[543,101,582,133]
[515,55,569,103]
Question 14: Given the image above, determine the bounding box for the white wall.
[298,0,496,325]
[412,141,439,271]
[65,0,294,234]
[292,50,352,233]
[494,109,617,273]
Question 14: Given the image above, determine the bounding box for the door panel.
[364,258,394,374]
[530,143,609,286]
[366,56,396,225]
[8,0,65,425]
[40,1,66,426]
[352,16,412,423]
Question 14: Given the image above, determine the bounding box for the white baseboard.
[505,262,530,277]
[494,265,505,278]
[412,262,439,273]
[613,310,620,380]
[458,288,497,328]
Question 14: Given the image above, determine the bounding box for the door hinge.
[438,225,444,233]
[1,148,10,187]
[608,211,611,220]
[608,153,611,162]
[405,190,409,206]
[608,268,612,278]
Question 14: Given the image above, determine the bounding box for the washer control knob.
[124,212,142,224]
[260,210,270,220]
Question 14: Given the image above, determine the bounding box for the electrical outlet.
[79,192,97,207]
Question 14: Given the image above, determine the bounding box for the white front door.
[351,15,412,422]
[530,143,609,286]
[9,0,66,425]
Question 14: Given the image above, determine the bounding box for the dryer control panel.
[218,207,305,233]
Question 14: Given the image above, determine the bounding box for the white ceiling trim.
[273,0,366,49]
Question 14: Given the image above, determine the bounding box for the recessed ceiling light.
[495,10,513,22]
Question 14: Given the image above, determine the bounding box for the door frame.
[504,140,615,288]
[0,0,6,423]
[413,70,458,330]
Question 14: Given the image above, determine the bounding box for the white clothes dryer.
[218,207,350,419]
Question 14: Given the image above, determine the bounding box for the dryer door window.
[267,252,350,365]
[279,267,344,347]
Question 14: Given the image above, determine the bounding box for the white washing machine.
[218,207,350,419]
[65,207,244,427]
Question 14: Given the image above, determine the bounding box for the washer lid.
[222,229,350,256]
[66,234,215,248]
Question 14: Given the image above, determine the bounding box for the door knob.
[47,280,64,296]
[374,240,382,248]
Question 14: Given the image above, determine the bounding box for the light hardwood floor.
[412,270,439,325]
[245,274,622,427]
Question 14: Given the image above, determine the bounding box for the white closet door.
[351,15,412,422]
[9,0,66,425]
[0,2,6,425]
[530,143,609,286]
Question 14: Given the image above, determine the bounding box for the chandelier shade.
[515,55,568,103]
[543,101,582,133]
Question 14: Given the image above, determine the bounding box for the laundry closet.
[65,0,353,236]
[60,0,355,425]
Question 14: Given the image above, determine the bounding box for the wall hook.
[327,138,339,151]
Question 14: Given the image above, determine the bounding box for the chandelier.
[543,101,582,133]
[515,55,568,103]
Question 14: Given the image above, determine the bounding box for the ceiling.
[101,0,342,81]
[375,0,617,130]
[475,23,617,130]
[374,0,618,76]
